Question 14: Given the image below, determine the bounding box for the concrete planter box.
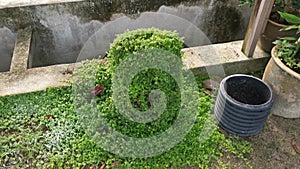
[0,0,252,70]
[0,0,270,97]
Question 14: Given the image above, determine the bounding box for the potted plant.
[240,0,300,52]
[262,12,300,118]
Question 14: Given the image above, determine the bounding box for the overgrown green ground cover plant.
[0,78,252,168]
[0,28,252,168]
[100,28,185,140]
[106,28,184,69]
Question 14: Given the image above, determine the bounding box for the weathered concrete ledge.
[182,41,270,76]
[0,26,270,97]
[0,64,74,96]
[0,0,84,9]
[10,27,32,73]
[0,26,73,96]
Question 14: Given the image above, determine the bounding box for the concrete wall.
[0,0,251,70]
[0,27,16,72]
[0,0,84,9]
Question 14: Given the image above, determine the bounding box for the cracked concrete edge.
[0,63,75,96]
[0,40,270,97]
[0,60,105,97]
[0,0,85,9]
[182,40,270,75]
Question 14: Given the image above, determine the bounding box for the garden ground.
[218,111,300,169]
[1,79,299,169]
[211,71,300,169]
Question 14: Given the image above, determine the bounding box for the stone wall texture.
[0,0,251,70]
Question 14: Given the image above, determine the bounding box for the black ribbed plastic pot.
[214,74,274,136]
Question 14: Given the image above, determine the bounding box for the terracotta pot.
[262,46,300,118]
[259,19,298,52]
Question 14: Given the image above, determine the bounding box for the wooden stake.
[242,0,274,57]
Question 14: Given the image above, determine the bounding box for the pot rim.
[267,19,288,28]
[271,46,300,80]
[220,74,274,108]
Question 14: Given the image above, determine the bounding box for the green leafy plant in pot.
[273,12,300,73]
[240,0,300,52]
[262,12,300,118]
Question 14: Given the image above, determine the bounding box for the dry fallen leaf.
[111,161,121,168]
[45,115,54,119]
[87,84,105,102]
[202,77,222,95]
[89,84,105,97]
[202,78,222,90]
[269,125,279,132]
[100,163,106,169]
[291,140,300,154]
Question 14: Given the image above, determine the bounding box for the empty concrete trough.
[1,0,252,68]
[0,0,270,96]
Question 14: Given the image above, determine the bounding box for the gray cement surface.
[0,39,270,97]
[0,0,252,70]
[0,0,84,9]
